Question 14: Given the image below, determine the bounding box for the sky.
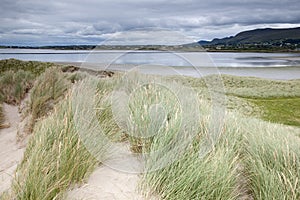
[1,0,300,46]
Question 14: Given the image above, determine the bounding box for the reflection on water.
[0,49,299,80]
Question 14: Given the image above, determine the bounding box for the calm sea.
[1,49,300,80]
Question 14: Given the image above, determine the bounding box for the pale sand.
[0,104,25,195]
[66,142,157,200]
[66,166,146,200]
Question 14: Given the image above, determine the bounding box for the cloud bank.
[1,0,300,45]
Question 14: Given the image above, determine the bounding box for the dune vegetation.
[11,96,98,200]
[0,58,54,76]
[25,67,72,133]
[0,59,299,200]
[171,74,300,126]
[140,112,300,200]
[0,70,34,105]
[0,60,97,199]
[0,59,52,129]
[0,59,52,106]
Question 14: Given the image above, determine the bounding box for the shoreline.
[54,61,300,81]
[1,47,300,54]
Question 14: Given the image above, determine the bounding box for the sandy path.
[0,103,25,195]
[67,165,145,200]
[67,142,153,200]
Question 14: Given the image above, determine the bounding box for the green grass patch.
[250,97,300,127]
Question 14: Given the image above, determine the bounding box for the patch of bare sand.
[67,165,146,200]
[67,142,158,200]
[0,103,26,195]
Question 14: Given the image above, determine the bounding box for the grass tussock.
[10,93,98,200]
[0,70,34,105]
[141,115,242,200]
[117,73,184,153]
[96,72,201,153]
[241,118,300,200]
[127,83,181,153]
[26,68,72,133]
[141,111,300,200]
[95,78,125,141]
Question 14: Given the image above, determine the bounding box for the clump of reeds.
[0,70,34,105]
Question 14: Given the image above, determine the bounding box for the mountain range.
[198,27,300,46]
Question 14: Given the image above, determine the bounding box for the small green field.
[250,97,300,127]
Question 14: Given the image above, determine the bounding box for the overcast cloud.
[1,0,300,45]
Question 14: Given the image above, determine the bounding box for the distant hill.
[199,27,300,46]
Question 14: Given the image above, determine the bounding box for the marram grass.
[93,72,300,200]
[26,68,72,133]
[0,70,34,105]
[241,117,300,200]
[140,111,300,200]
[0,62,299,200]
[10,92,99,200]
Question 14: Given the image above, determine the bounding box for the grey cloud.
[0,0,300,45]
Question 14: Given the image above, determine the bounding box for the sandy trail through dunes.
[67,165,146,200]
[0,103,25,195]
[67,143,157,200]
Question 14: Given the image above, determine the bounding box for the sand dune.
[0,104,26,195]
